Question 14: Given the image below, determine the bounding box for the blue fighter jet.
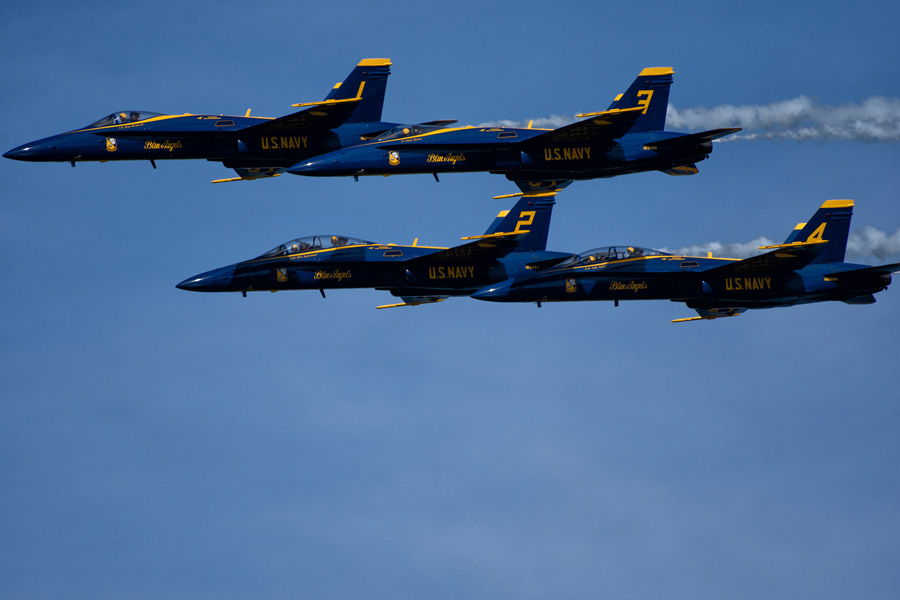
[3,59,411,182]
[176,192,570,307]
[472,200,900,321]
[287,67,741,191]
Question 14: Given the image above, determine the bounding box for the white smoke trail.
[663,227,900,261]
[479,96,900,142]
[667,96,900,142]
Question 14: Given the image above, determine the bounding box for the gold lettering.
[637,90,654,114]
[426,153,466,165]
[609,280,648,292]
[542,147,592,162]
[313,269,351,282]
[143,140,184,152]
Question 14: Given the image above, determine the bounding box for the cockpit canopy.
[85,111,165,128]
[562,246,670,267]
[256,235,375,258]
[370,123,446,142]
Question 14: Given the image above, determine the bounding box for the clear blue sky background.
[2,2,899,599]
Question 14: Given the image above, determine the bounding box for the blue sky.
[2,2,899,599]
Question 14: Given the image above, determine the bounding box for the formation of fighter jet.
[5,64,738,190]
[7,58,896,318]
[177,196,897,320]
[176,193,568,307]
[287,67,740,191]
[3,59,399,182]
[473,200,900,321]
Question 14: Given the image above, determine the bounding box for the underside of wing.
[211,167,285,183]
[672,307,747,323]
[376,296,447,309]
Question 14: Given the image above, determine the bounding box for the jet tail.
[324,58,392,123]
[606,67,674,132]
[778,199,854,264]
[479,192,557,253]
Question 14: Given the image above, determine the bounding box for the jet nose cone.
[176,266,236,292]
[287,153,357,177]
[287,158,327,176]
[471,283,513,302]
[3,143,35,161]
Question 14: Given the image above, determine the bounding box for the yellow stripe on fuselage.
[70,113,273,134]
[249,243,449,264]
[566,255,738,273]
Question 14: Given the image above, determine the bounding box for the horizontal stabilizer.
[646,128,741,149]
[823,262,900,282]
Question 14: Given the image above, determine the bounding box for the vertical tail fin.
[324,58,392,123]
[483,193,556,252]
[606,67,674,132]
[786,199,854,264]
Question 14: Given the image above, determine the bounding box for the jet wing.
[238,98,363,135]
[405,232,529,265]
[704,241,827,274]
[522,107,645,145]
